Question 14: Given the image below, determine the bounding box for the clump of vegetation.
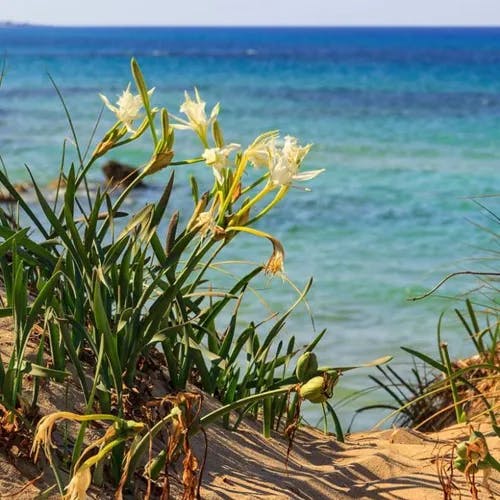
[358,201,500,499]
[0,59,390,498]
[364,299,499,432]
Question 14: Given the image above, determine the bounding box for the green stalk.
[200,385,294,427]
[224,225,275,242]
[218,153,248,224]
[246,185,289,225]
[440,342,466,424]
[231,182,273,220]
[263,396,272,438]
[169,158,205,166]
[321,402,328,435]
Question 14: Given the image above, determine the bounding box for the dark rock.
[102,160,144,188]
[0,183,31,203]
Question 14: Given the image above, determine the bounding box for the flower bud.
[212,120,224,148]
[143,149,174,176]
[92,124,128,159]
[295,352,318,382]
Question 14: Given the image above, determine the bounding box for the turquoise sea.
[0,26,499,429]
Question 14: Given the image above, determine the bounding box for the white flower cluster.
[100,85,324,188]
[245,133,324,188]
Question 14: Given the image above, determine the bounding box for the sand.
[196,412,499,499]
[2,412,499,499]
[0,319,499,499]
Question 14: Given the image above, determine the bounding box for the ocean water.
[0,26,499,430]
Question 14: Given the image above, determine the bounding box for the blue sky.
[2,0,500,26]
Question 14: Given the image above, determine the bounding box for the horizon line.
[3,21,500,29]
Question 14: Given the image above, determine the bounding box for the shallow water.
[0,26,499,429]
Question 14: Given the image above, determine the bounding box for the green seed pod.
[295,352,319,382]
[467,433,489,464]
[299,372,337,404]
[453,457,467,473]
[454,434,493,474]
[299,376,327,403]
[456,441,468,460]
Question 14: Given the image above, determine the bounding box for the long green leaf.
[25,271,62,335]
[401,347,447,373]
[93,281,121,392]
[151,171,175,226]
[0,228,29,257]
[0,169,49,237]
[27,363,70,379]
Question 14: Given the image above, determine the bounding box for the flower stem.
[218,153,248,223]
[232,183,273,220]
[246,185,289,225]
[224,225,274,242]
[169,157,204,166]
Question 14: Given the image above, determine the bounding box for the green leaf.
[331,355,393,372]
[400,347,446,373]
[0,169,49,238]
[0,228,29,257]
[0,308,12,318]
[305,329,326,353]
[255,278,313,362]
[28,170,90,272]
[48,73,84,167]
[83,187,106,251]
[151,172,175,227]
[325,401,344,442]
[201,267,262,328]
[27,363,70,379]
[93,281,121,391]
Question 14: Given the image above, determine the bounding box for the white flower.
[268,136,323,187]
[99,83,154,133]
[172,88,219,145]
[244,130,279,169]
[202,143,240,184]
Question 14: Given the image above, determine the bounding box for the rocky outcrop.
[102,160,143,188]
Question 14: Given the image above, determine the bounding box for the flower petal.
[171,123,192,130]
[212,166,224,184]
[292,169,325,182]
[99,93,117,113]
[210,102,221,121]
